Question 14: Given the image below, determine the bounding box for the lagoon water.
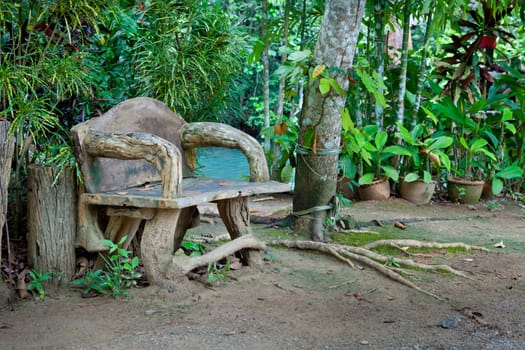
[195,147,249,180]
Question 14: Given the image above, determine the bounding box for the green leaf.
[459,136,469,150]
[303,128,315,148]
[501,108,513,122]
[395,122,414,144]
[495,164,523,179]
[100,239,114,248]
[117,235,127,246]
[328,78,345,95]
[319,78,330,94]
[492,177,504,195]
[375,131,388,150]
[421,106,438,124]
[470,138,488,151]
[423,171,432,184]
[404,172,420,182]
[355,68,386,108]
[131,256,139,269]
[339,155,356,179]
[341,108,352,132]
[383,145,412,156]
[288,49,311,62]
[427,136,453,151]
[382,165,399,182]
[478,148,497,161]
[358,173,375,185]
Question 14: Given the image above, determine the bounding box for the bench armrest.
[179,122,269,182]
[83,128,183,198]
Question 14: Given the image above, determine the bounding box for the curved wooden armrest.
[83,129,183,198]
[179,122,269,182]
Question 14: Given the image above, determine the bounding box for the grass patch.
[330,230,396,247]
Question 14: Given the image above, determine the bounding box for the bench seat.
[81,178,289,209]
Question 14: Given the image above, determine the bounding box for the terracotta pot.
[399,179,436,205]
[337,175,357,200]
[481,180,494,200]
[447,177,485,204]
[358,178,390,201]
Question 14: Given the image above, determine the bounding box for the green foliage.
[341,120,399,185]
[393,122,453,183]
[27,270,53,301]
[132,0,245,122]
[181,241,206,257]
[207,259,231,285]
[73,236,141,299]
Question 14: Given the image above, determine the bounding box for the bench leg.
[217,197,262,268]
[105,216,142,250]
[141,208,195,296]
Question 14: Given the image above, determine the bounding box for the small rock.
[438,315,462,329]
[359,340,369,345]
[144,309,157,316]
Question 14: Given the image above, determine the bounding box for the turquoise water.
[195,147,250,180]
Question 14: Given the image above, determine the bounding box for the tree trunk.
[396,0,411,127]
[271,0,291,180]
[293,0,366,241]
[0,121,15,263]
[27,165,77,282]
[262,0,271,153]
[373,0,386,130]
[411,9,433,125]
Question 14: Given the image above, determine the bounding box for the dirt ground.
[1,195,525,350]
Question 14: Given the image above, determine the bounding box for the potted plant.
[431,96,498,204]
[479,108,523,198]
[341,120,399,201]
[389,122,453,204]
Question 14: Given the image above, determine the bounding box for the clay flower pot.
[447,177,485,204]
[399,179,436,205]
[358,177,390,201]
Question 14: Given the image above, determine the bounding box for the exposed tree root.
[174,234,266,275]
[267,239,488,300]
[363,239,489,252]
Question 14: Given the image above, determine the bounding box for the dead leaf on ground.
[458,307,487,326]
[345,291,370,302]
[17,268,30,299]
[493,241,505,248]
[394,221,407,230]
[218,183,231,187]
[73,257,90,279]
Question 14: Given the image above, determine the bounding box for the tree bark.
[27,165,77,282]
[272,0,291,180]
[262,0,271,153]
[396,0,411,127]
[0,121,15,263]
[373,0,386,130]
[293,0,366,241]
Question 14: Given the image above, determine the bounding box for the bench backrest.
[72,97,193,193]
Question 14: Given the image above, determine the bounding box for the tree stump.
[0,121,15,263]
[27,165,77,282]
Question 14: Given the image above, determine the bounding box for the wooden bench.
[71,97,289,294]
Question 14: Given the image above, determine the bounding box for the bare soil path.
[1,196,525,349]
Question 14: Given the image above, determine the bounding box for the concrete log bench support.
[72,97,289,294]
